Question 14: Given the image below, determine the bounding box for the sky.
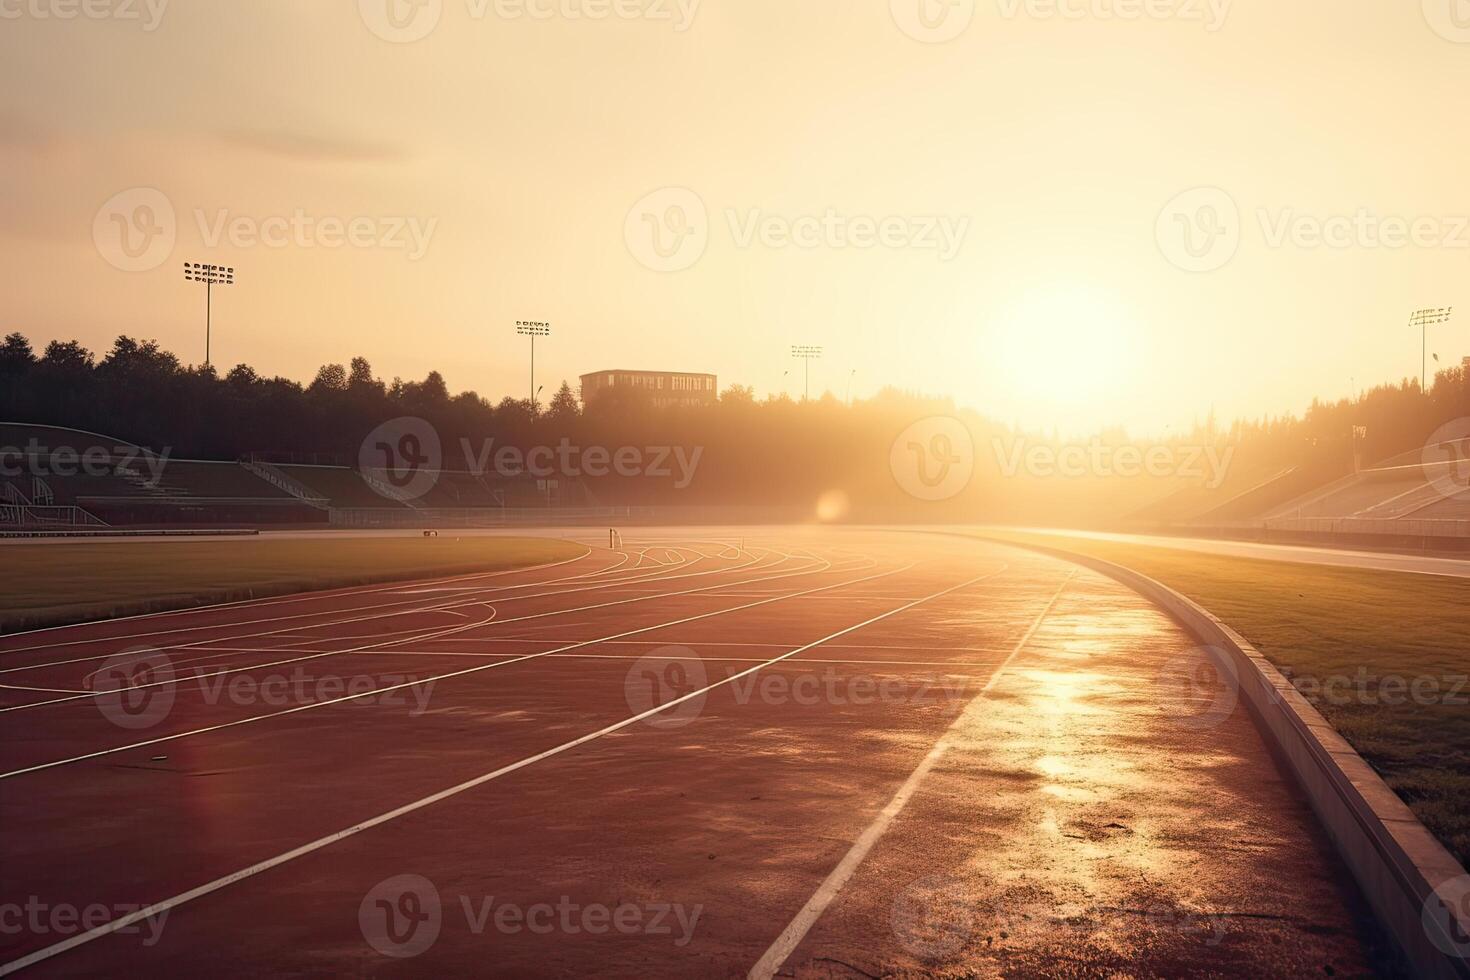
[2,0,1469,435]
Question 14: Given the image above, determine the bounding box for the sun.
[980,286,1143,423]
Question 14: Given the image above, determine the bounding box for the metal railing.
[0,504,108,528]
[239,460,331,510]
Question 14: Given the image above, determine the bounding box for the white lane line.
[0,543,766,678]
[0,548,602,654]
[0,549,782,702]
[0,559,1005,977]
[0,682,90,694]
[0,550,867,779]
[0,547,803,715]
[0,556,615,673]
[0,541,693,673]
[367,638,1005,653]
[747,569,1076,980]
[329,651,1006,669]
[0,606,500,715]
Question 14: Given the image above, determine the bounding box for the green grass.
[980,529,1470,870]
[0,535,587,633]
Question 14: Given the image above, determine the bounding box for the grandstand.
[1121,430,1470,545]
[1262,457,1469,523]
[4,421,1462,539]
[0,424,586,530]
[0,426,325,528]
[272,465,400,510]
[1126,455,1349,527]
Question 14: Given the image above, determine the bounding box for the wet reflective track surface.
[0,529,1387,977]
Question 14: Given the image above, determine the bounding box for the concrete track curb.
[972,534,1470,979]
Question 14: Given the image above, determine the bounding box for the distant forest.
[1,332,1466,521]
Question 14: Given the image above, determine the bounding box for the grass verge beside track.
[977,528,1470,870]
[0,535,586,634]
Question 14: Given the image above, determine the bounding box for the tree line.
[1,331,1465,522]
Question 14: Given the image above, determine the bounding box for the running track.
[0,528,1386,976]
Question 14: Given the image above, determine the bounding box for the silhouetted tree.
[0,333,34,375]
[547,381,580,422]
[0,330,1464,523]
[310,364,348,393]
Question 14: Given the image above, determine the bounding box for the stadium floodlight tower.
[791,345,823,401]
[183,262,235,368]
[516,320,552,411]
[1410,307,1454,392]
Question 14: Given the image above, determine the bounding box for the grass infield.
[976,529,1470,870]
[0,535,587,634]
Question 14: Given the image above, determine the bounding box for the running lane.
[0,530,1385,977]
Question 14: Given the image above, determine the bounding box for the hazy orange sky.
[2,0,1468,434]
